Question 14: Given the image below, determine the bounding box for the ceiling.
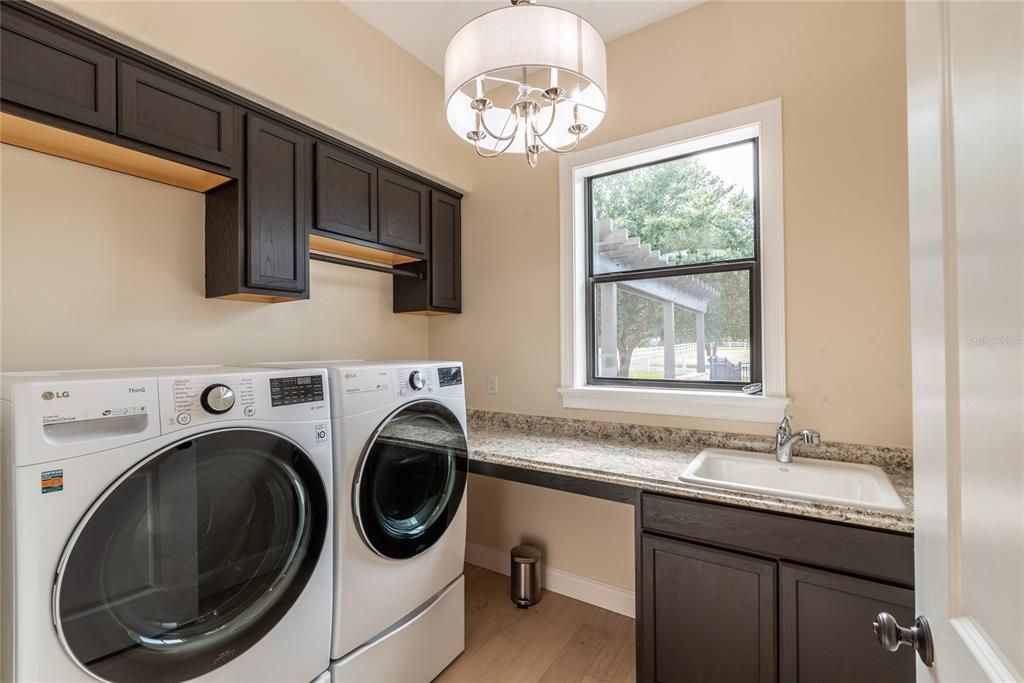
[342,1,705,75]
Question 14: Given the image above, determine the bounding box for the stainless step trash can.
[510,544,542,608]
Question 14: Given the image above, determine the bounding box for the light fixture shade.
[444,3,607,153]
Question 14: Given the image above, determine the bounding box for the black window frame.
[584,137,762,392]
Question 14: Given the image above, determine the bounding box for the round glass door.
[55,429,328,683]
[356,400,468,559]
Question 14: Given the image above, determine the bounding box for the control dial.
[408,371,425,391]
[201,384,235,414]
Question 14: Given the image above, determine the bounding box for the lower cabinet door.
[640,534,777,683]
[779,563,915,682]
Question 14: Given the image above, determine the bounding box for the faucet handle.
[777,415,792,437]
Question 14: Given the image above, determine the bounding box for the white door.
[906,1,1023,681]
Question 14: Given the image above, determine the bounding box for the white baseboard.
[465,543,635,618]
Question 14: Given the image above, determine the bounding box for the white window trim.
[558,99,789,423]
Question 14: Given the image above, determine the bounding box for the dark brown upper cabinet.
[118,61,237,170]
[429,191,462,310]
[315,142,378,242]
[640,534,777,683]
[206,113,309,302]
[0,8,115,131]
[379,169,429,256]
[0,3,462,308]
[245,114,308,293]
[394,190,462,315]
[779,563,916,683]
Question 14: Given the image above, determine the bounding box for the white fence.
[629,341,751,376]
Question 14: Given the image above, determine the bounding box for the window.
[559,100,789,422]
[587,139,760,389]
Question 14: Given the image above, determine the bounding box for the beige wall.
[0,145,431,369]
[466,475,636,589]
[2,0,473,371]
[434,1,910,588]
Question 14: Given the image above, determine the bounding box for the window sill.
[558,385,790,423]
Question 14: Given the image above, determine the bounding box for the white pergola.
[594,218,719,378]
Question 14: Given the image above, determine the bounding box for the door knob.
[873,612,934,667]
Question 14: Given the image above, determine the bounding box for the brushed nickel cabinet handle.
[873,612,935,667]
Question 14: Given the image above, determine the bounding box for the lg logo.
[41,391,70,401]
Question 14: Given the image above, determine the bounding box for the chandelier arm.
[529,98,563,138]
[479,107,521,142]
[473,131,519,158]
[533,129,582,155]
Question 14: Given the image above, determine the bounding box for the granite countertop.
[466,411,914,534]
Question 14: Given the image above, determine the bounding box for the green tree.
[592,152,754,377]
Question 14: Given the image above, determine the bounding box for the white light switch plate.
[487,375,499,394]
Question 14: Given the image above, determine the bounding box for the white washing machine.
[261,361,468,683]
[0,366,335,683]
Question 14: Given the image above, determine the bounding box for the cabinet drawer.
[315,142,378,242]
[118,61,237,168]
[379,169,429,255]
[1,9,115,131]
[779,563,915,682]
[641,493,914,585]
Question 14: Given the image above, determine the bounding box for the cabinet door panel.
[0,10,115,131]
[379,169,428,255]
[246,114,307,292]
[779,563,914,683]
[118,61,236,168]
[315,142,378,241]
[640,534,776,683]
[430,191,461,311]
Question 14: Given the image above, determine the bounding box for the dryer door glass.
[54,429,328,683]
[357,400,468,559]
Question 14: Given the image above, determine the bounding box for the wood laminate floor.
[436,564,635,683]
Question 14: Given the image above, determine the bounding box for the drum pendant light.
[443,0,607,167]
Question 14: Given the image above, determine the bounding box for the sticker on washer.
[41,469,64,494]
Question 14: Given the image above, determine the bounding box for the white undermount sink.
[680,448,906,513]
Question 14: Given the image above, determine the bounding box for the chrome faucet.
[775,415,820,463]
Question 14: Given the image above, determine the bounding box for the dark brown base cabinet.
[779,563,915,682]
[637,494,916,683]
[0,1,462,311]
[641,535,777,682]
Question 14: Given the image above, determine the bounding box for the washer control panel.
[201,384,236,414]
[270,374,324,407]
[159,370,329,433]
[437,366,463,387]
[167,375,254,428]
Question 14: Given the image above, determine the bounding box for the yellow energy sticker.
[41,469,64,494]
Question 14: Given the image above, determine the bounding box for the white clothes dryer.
[1,366,335,683]
[260,361,468,683]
